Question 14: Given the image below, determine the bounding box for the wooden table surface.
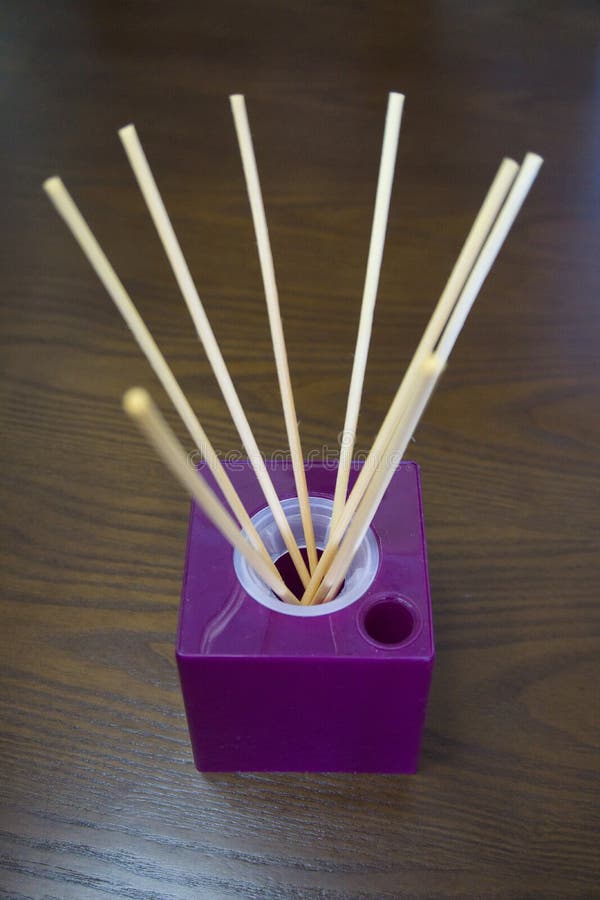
[2,1,598,897]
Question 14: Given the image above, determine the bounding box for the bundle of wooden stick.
[44,93,541,606]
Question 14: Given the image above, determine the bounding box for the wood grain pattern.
[1,1,598,896]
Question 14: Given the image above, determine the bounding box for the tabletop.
[1,1,598,897]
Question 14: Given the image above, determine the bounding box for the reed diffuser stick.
[329,91,404,534]
[229,94,317,572]
[123,388,299,605]
[301,152,541,604]
[43,176,274,566]
[324,148,542,601]
[320,155,543,599]
[118,124,310,587]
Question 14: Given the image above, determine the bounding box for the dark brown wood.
[1,1,598,896]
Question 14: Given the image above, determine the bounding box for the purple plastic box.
[176,460,434,773]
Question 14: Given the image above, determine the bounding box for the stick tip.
[118,122,136,141]
[123,386,151,418]
[502,156,519,172]
[229,93,245,108]
[525,151,544,170]
[43,175,62,196]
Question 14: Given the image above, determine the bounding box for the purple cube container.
[176,460,434,773]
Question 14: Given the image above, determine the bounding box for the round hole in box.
[362,597,415,646]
